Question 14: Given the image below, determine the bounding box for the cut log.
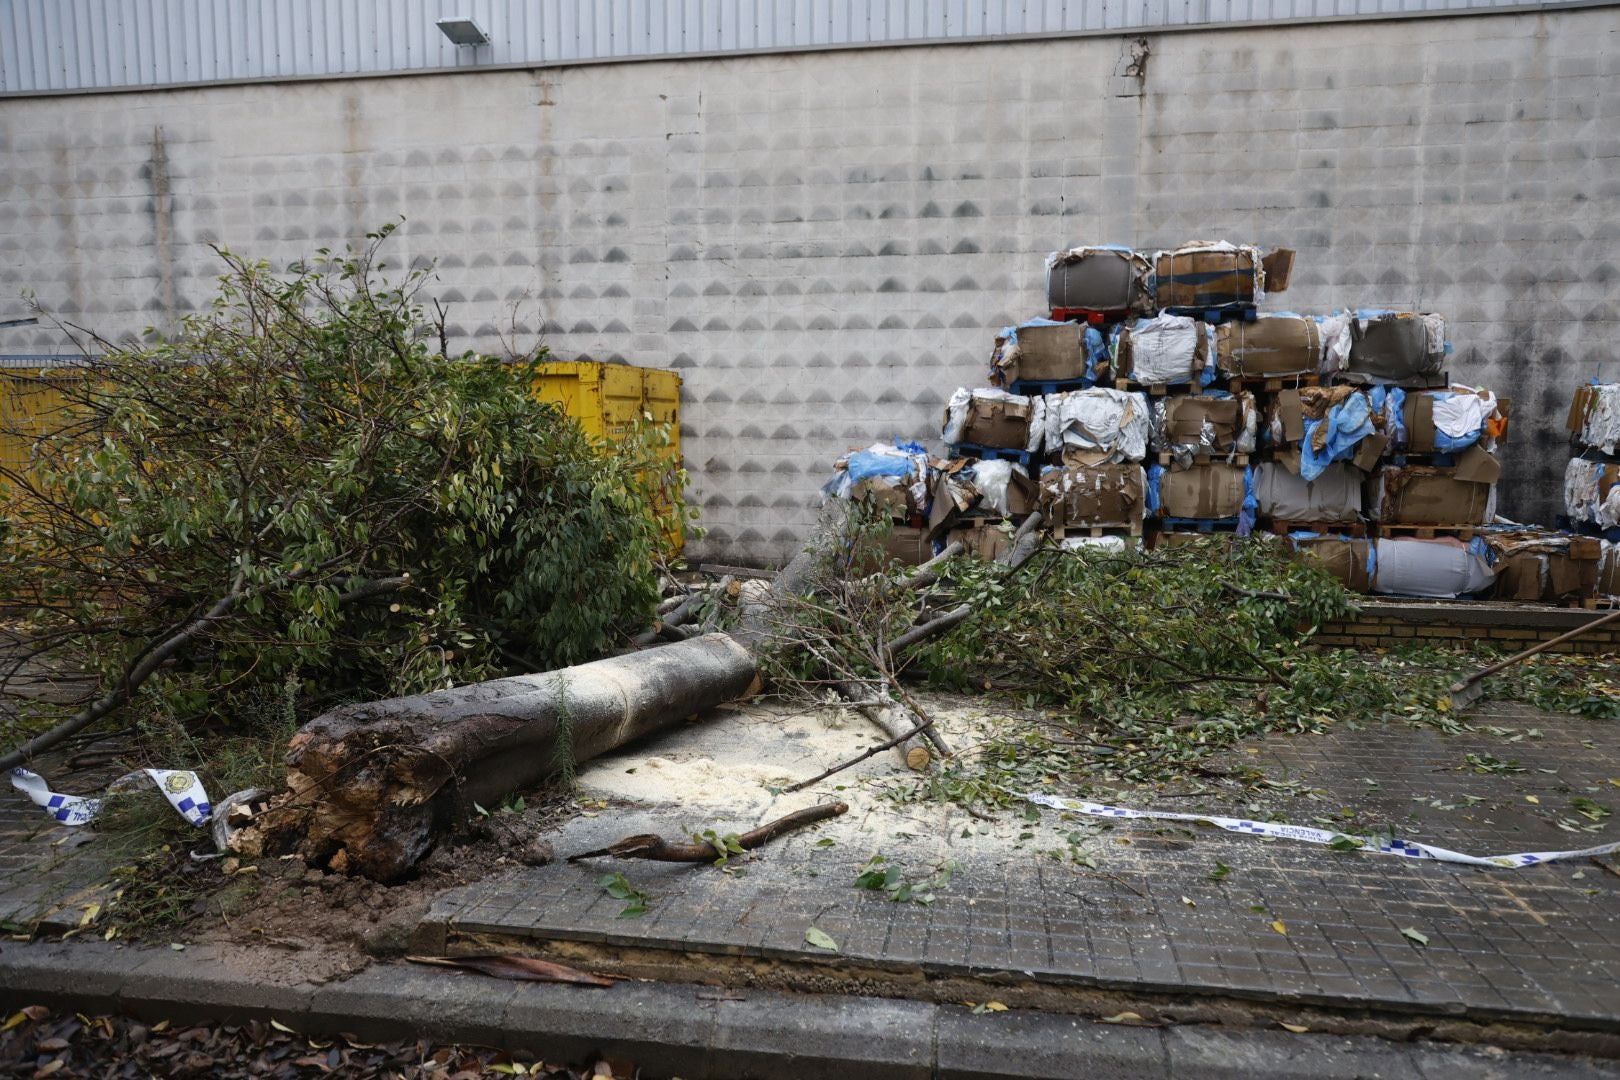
[233,633,760,882]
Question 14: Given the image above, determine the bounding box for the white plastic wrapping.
[1317,312,1353,376]
[969,460,1030,517]
[1040,389,1150,464]
[1253,461,1362,521]
[1432,388,1498,441]
[1573,384,1620,455]
[1122,313,1205,384]
[941,388,1034,449]
[1150,392,1258,457]
[1371,538,1495,598]
[1058,535,1131,553]
[1565,458,1620,530]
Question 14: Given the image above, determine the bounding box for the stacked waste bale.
[818,241,1559,603]
[1563,382,1620,602]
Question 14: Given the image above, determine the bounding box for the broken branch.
[567,801,848,863]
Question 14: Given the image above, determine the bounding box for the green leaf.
[1400,927,1429,946]
[804,927,838,952]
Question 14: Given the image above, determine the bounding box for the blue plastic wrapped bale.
[1401,387,1504,454]
[825,441,931,517]
[1296,391,1376,482]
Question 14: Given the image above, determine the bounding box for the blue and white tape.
[1023,792,1620,868]
[10,766,213,828]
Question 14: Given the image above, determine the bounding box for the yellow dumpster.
[531,360,685,552]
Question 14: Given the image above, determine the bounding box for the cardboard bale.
[1400,389,1502,454]
[1342,313,1445,385]
[1216,315,1321,377]
[1153,244,1293,309]
[943,389,1033,450]
[1254,461,1362,523]
[1116,314,1207,385]
[1157,395,1244,454]
[1565,457,1620,530]
[1157,461,1248,520]
[883,525,932,567]
[1600,541,1620,597]
[1484,532,1601,602]
[851,476,915,521]
[1037,463,1146,530]
[1292,536,1374,592]
[1368,463,1494,525]
[1566,383,1620,456]
[925,463,1036,539]
[1045,248,1143,314]
[949,521,1015,562]
[1010,323,1088,383]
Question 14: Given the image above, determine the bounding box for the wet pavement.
[421,699,1620,1032]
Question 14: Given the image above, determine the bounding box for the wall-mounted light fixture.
[435,17,489,46]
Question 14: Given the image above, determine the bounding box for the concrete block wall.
[0,9,1616,563]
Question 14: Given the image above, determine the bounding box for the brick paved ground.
[422,699,1620,1031]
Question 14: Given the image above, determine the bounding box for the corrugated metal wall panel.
[0,0,1604,93]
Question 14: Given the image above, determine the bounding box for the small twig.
[784,718,942,792]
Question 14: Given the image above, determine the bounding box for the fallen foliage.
[0,1006,646,1079]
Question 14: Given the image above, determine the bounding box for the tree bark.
[233,633,760,882]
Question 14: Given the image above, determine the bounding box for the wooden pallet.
[1265,519,1370,537]
[1118,378,1204,397]
[1377,523,1479,540]
[1576,596,1620,610]
[1051,522,1144,539]
[1157,451,1250,466]
[1222,372,1322,393]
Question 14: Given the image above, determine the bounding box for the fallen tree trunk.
[233,634,760,882]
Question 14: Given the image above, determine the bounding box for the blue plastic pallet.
[1162,304,1258,325]
[950,443,1033,466]
[1156,517,1242,532]
[1009,377,1094,396]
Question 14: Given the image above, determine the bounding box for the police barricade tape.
[1022,791,1620,868]
[10,766,213,828]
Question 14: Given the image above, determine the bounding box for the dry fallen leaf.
[1280,1022,1310,1033]
[1271,920,1288,936]
[1098,1012,1144,1025]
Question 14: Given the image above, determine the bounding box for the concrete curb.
[2,941,1616,1079]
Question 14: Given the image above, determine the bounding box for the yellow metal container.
[530,360,685,551]
[0,365,82,481]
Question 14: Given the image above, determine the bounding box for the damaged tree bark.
[234,634,760,882]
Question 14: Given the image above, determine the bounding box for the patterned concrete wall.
[0,9,1615,563]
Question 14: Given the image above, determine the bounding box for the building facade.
[2,0,1616,560]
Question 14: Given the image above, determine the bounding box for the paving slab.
[421,697,1620,1034]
